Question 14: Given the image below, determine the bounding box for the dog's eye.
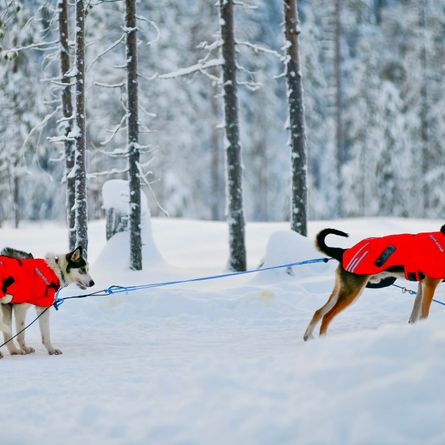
[79,268,86,274]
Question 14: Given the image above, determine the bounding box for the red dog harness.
[0,256,60,307]
[342,231,445,281]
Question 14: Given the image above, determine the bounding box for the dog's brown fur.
[303,229,441,341]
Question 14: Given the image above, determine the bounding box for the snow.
[1,217,445,445]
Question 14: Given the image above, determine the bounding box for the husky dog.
[0,246,94,357]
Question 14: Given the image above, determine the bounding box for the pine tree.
[125,0,142,270]
[58,0,76,249]
[74,0,88,255]
[219,0,246,271]
[0,1,45,228]
[283,0,307,235]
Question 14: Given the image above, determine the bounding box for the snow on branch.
[24,106,61,150]
[136,161,169,217]
[96,148,130,158]
[236,63,261,90]
[100,113,129,146]
[87,33,126,72]
[94,81,125,89]
[87,167,129,179]
[48,135,75,144]
[233,0,257,9]
[47,79,76,88]
[237,79,261,91]
[136,14,160,45]
[159,58,223,79]
[197,39,223,52]
[236,40,281,58]
[138,104,156,119]
[2,39,59,58]
[137,72,158,82]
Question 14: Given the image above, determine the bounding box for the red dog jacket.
[342,232,445,281]
[0,256,60,307]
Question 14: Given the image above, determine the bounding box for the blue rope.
[392,283,445,307]
[53,257,330,309]
[52,257,445,310]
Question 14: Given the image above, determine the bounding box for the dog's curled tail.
[315,228,348,262]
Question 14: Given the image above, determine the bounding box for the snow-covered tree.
[0,1,47,227]
[283,0,308,235]
[74,0,88,254]
[57,0,75,249]
[125,0,142,270]
[219,0,246,271]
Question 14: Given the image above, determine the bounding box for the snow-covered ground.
[1,217,445,445]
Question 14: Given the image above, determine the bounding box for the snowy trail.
[1,218,445,445]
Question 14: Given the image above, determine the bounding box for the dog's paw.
[10,349,25,355]
[48,348,63,355]
[21,346,35,354]
[303,333,313,342]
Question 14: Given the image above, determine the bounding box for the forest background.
[0,0,443,228]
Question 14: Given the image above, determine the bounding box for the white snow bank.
[252,230,334,283]
[2,218,445,445]
[102,179,149,216]
[94,230,165,275]
[96,180,164,275]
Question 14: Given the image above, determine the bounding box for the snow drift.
[1,218,445,445]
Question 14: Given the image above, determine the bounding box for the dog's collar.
[54,256,66,285]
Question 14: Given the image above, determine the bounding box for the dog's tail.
[315,228,348,262]
[0,247,33,259]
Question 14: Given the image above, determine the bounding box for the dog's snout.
[89,280,95,287]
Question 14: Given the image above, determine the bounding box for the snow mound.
[95,180,165,275]
[102,179,149,215]
[94,230,164,273]
[253,230,333,282]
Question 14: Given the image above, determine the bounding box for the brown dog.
[304,228,444,341]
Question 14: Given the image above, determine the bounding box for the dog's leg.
[303,282,339,341]
[319,271,368,336]
[36,307,62,355]
[1,304,22,355]
[408,281,423,324]
[13,304,35,354]
[420,277,441,320]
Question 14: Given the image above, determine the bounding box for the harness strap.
[1,276,14,295]
[45,282,59,296]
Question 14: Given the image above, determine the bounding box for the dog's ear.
[441,225,445,234]
[69,246,83,262]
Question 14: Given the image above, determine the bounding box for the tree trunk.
[219,0,246,271]
[126,0,142,270]
[283,0,308,235]
[74,0,88,255]
[58,0,76,250]
[334,0,343,217]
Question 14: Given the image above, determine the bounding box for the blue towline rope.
[391,283,445,307]
[52,256,445,310]
[53,257,330,309]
